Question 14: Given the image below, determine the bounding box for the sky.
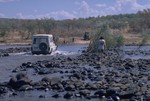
[0,0,150,20]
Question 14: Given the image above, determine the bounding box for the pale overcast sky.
[0,0,150,20]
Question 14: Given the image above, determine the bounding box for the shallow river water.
[0,44,150,59]
[0,44,105,101]
[122,45,150,59]
[0,44,149,101]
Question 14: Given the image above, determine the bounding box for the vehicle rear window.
[33,38,48,44]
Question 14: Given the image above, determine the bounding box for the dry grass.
[0,32,149,45]
[57,37,90,44]
[123,33,150,45]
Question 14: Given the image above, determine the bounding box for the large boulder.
[8,73,32,90]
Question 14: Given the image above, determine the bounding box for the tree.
[41,18,56,34]
[22,20,37,39]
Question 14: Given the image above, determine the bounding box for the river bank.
[1,33,150,46]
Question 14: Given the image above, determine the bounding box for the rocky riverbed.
[0,46,30,57]
[0,46,150,101]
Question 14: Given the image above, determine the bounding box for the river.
[0,44,149,101]
[0,44,149,59]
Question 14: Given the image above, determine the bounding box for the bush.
[114,34,125,47]
[88,25,124,52]
[0,31,7,37]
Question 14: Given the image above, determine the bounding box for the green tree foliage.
[22,20,37,39]
[0,8,149,44]
[137,8,150,31]
[0,31,7,37]
[41,18,56,34]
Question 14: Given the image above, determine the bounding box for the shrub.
[0,31,7,37]
[114,34,125,47]
[88,25,124,52]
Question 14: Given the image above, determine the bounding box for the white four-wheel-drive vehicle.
[31,34,57,54]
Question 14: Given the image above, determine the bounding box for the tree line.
[0,8,149,43]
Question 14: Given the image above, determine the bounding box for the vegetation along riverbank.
[0,9,150,46]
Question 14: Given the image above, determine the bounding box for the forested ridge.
[0,9,150,44]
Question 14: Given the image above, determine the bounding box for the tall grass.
[88,25,124,52]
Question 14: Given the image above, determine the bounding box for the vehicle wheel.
[39,43,47,51]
